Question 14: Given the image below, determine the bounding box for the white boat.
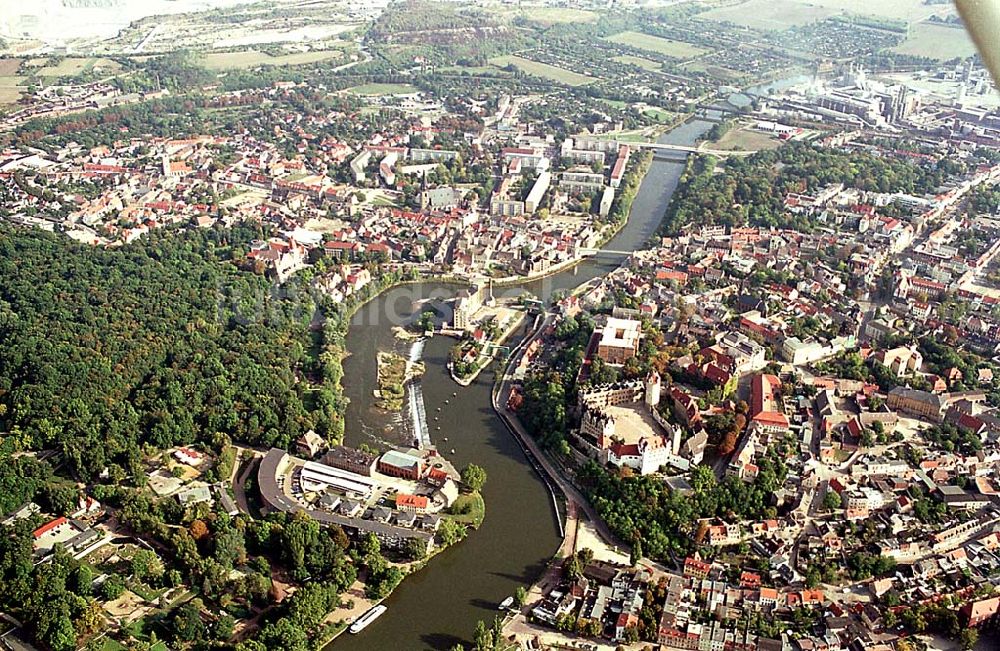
[499,596,514,610]
[349,605,387,634]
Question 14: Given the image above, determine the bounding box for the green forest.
[0,225,344,481]
[661,142,967,234]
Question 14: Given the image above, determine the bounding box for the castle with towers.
[576,371,694,475]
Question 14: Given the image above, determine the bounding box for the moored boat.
[349,605,387,634]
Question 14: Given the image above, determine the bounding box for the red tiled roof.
[33,517,68,539]
[395,494,429,509]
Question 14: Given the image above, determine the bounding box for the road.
[232,454,260,516]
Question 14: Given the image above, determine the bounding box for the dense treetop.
[661,142,966,234]
[0,225,336,480]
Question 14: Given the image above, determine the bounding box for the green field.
[643,107,675,123]
[684,61,742,81]
[37,57,120,77]
[518,7,598,24]
[697,0,836,31]
[604,31,707,59]
[448,492,485,528]
[798,0,942,22]
[893,22,977,60]
[348,83,419,95]
[199,49,343,70]
[489,55,593,86]
[438,64,501,75]
[613,54,663,72]
[595,130,652,143]
[710,126,782,152]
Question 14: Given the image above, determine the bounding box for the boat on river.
[499,596,514,610]
[349,605,387,634]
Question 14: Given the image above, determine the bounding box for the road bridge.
[632,141,759,157]
[577,248,637,257]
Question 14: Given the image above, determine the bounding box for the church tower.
[644,371,661,408]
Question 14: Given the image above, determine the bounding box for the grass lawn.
[643,107,675,123]
[200,49,343,70]
[893,22,977,60]
[613,54,663,72]
[127,580,165,602]
[348,83,418,96]
[697,0,836,31]
[604,31,707,59]
[100,640,128,651]
[165,588,195,609]
[122,616,152,640]
[489,55,593,86]
[595,130,652,143]
[448,491,485,528]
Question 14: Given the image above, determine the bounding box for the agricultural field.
[683,61,742,82]
[613,54,663,72]
[348,83,419,96]
[697,0,836,31]
[796,0,948,22]
[709,125,783,152]
[489,55,594,86]
[604,31,707,59]
[893,22,978,60]
[199,49,344,70]
[0,76,25,105]
[517,7,598,25]
[36,57,120,77]
[437,64,502,75]
[0,59,21,76]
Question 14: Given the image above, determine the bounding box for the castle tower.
[645,371,661,408]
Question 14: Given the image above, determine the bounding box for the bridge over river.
[633,140,759,157]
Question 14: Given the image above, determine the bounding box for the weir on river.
[332,115,716,651]
[405,338,431,449]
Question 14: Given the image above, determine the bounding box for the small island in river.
[375,350,425,411]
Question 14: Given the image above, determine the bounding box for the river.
[332,116,714,651]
